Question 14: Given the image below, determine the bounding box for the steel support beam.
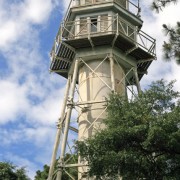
[133,67,142,94]
[138,58,155,63]
[54,57,72,63]
[56,59,79,180]
[47,76,71,180]
[50,70,68,73]
[110,56,115,92]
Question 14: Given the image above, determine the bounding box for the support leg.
[48,76,71,180]
[56,59,79,180]
[110,56,115,92]
[133,67,142,94]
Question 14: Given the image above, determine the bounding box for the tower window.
[91,18,98,32]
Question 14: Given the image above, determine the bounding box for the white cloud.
[26,87,66,125]
[22,0,53,24]
[0,0,59,50]
[62,0,71,11]
[0,1,68,177]
[0,125,78,178]
[0,0,68,179]
[0,126,53,147]
[0,125,57,178]
[0,81,28,124]
[0,0,65,126]
[140,1,180,90]
[0,64,66,126]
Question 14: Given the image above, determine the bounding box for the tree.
[163,22,180,64]
[0,161,30,180]
[35,154,78,180]
[152,0,178,12]
[34,164,50,180]
[77,80,180,179]
[151,0,180,64]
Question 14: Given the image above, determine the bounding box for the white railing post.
[75,17,80,38]
[134,26,137,42]
[87,17,91,36]
[107,15,112,33]
[110,56,115,92]
[116,13,119,34]
[59,23,63,43]
[97,15,101,32]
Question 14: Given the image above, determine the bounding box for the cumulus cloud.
[0,0,60,50]
[0,0,64,125]
[0,126,54,179]
[22,0,53,24]
[26,87,66,125]
[62,0,71,12]
[0,126,55,147]
[140,1,180,90]
[0,81,28,124]
[0,124,77,178]
[0,0,64,177]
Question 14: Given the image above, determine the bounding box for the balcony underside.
[50,33,155,82]
[65,34,154,59]
[50,43,75,78]
[64,33,154,80]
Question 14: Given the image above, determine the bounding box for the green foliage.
[34,164,50,180]
[77,80,180,179]
[163,22,180,64]
[34,154,78,180]
[151,0,180,64]
[152,0,178,12]
[0,161,30,180]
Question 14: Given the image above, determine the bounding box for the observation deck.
[64,0,142,26]
[50,0,156,83]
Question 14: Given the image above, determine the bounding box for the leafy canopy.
[35,154,78,180]
[152,0,178,12]
[151,0,180,64]
[163,22,180,64]
[0,161,30,180]
[77,80,180,179]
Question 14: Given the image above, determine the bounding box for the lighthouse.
[48,0,156,179]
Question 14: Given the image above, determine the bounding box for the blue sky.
[0,0,180,179]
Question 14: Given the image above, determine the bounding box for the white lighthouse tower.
[48,0,156,179]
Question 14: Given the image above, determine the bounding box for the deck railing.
[64,0,140,22]
[51,15,155,58]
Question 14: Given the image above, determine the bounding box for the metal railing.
[64,0,140,22]
[51,15,156,57]
[62,16,116,38]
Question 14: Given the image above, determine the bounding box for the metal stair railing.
[51,15,156,62]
